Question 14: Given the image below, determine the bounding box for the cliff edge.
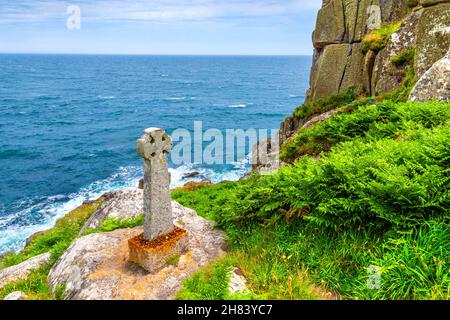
[277,0,450,149]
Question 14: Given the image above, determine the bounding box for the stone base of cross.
[128,128,189,273]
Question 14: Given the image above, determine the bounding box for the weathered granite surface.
[372,9,422,95]
[228,267,248,295]
[414,3,450,79]
[305,0,450,102]
[409,50,450,102]
[137,128,173,241]
[279,0,450,150]
[3,291,28,300]
[48,201,226,300]
[310,43,365,99]
[79,188,144,234]
[252,137,280,175]
[0,252,51,290]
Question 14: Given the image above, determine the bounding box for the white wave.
[165,96,196,101]
[0,158,251,255]
[229,103,253,108]
[170,156,250,186]
[0,166,142,254]
[97,95,115,100]
[165,97,187,101]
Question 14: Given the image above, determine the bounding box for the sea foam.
[0,159,250,254]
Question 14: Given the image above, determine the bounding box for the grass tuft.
[293,87,357,119]
[391,48,415,67]
[83,214,144,235]
[362,22,401,52]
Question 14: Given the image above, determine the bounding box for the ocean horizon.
[0,54,311,254]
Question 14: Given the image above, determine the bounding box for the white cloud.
[0,0,322,23]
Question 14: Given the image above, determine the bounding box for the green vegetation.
[0,264,66,300]
[173,100,450,300]
[1,80,447,301]
[292,87,357,119]
[380,64,416,102]
[166,254,182,266]
[173,180,213,192]
[0,197,105,299]
[286,56,419,162]
[176,258,235,300]
[282,97,379,161]
[176,256,305,300]
[362,22,402,52]
[391,48,415,67]
[83,214,144,235]
[1,199,104,269]
[407,0,418,7]
[281,98,443,162]
[0,198,145,300]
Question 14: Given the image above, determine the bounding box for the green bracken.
[2,94,448,301]
[173,99,450,300]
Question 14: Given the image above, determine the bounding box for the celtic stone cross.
[136,128,173,240]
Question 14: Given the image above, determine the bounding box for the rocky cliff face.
[309,0,449,101]
[309,0,408,100]
[279,0,450,146]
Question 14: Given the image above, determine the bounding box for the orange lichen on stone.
[128,225,189,273]
[128,226,188,253]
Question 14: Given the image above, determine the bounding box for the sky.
[0,0,322,55]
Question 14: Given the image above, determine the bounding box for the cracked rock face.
[48,200,226,300]
[310,43,366,100]
[308,0,410,101]
[372,9,423,95]
[409,50,450,102]
[304,0,450,103]
[279,0,449,147]
[312,0,409,48]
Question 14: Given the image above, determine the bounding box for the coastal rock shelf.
[47,201,226,300]
[0,252,51,291]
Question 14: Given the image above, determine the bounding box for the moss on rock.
[415,3,450,78]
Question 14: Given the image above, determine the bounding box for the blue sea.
[0,54,310,254]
